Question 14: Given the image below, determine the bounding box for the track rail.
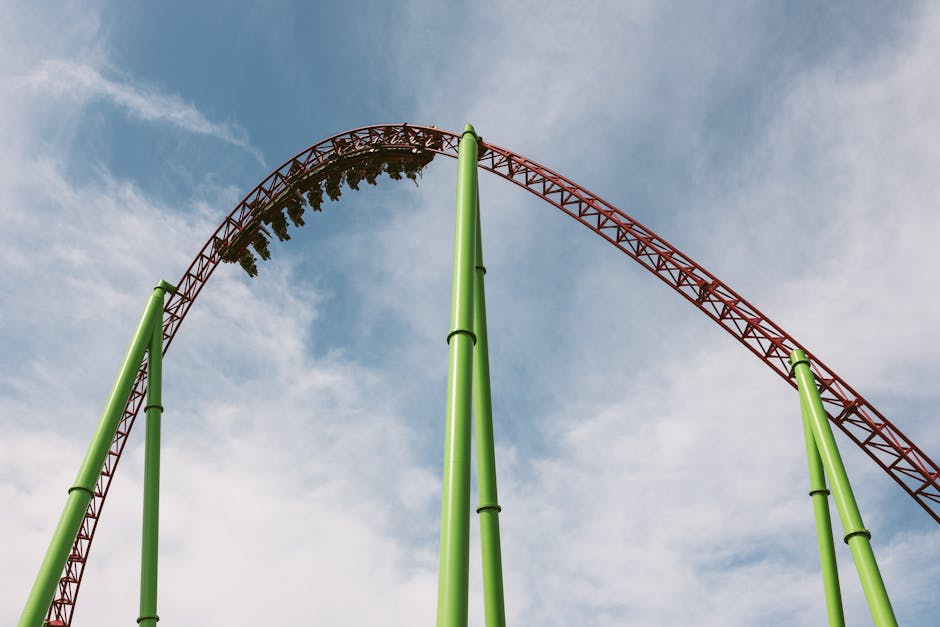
[46,124,940,625]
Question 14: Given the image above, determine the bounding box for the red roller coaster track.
[46,124,940,625]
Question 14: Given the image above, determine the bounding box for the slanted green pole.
[790,349,897,627]
[799,393,844,627]
[19,281,175,627]
[472,193,507,627]
[138,293,166,627]
[437,124,479,627]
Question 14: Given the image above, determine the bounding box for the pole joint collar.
[788,349,810,371]
[137,615,160,624]
[68,484,94,498]
[144,404,164,414]
[809,488,831,497]
[476,503,502,514]
[446,328,477,345]
[843,528,872,544]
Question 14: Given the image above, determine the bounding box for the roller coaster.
[17,124,939,627]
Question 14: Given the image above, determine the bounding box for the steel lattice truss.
[47,124,940,625]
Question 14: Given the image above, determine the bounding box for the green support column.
[472,194,507,627]
[138,293,166,627]
[790,349,897,627]
[18,280,175,627]
[799,393,844,627]
[437,124,479,627]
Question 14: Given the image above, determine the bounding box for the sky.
[2,1,940,625]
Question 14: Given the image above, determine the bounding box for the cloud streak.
[25,60,266,167]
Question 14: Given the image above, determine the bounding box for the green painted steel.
[139,293,166,627]
[472,194,507,627]
[437,124,479,627]
[18,280,175,627]
[799,393,844,627]
[790,349,897,627]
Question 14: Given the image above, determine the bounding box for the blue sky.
[3,1,940,625]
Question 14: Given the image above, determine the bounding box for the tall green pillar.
[138,296,166,627]
[472,193,507,627]
[437,124,479,627]
[18,281,174,627]
[790,349,897,627]
[799,393,844,626]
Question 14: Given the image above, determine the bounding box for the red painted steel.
[46,124,940,625]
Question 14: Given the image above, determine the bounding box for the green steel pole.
[138,295,166,627]
[799,393,845,627]
[789,349,897,627]
[18,280,175,627]
[472,193,507,627]
[437,124,479,627]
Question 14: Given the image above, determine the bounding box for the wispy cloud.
[24,60,266,167]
